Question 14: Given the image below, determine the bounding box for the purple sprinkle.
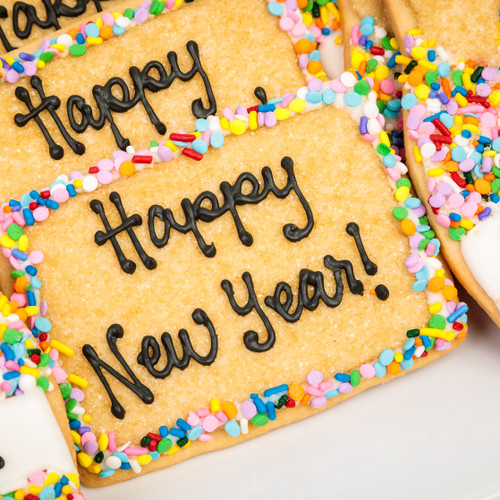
[409,233,424,249]
[240,400,257,419]
[71,388,85,402]
[157,145,173,162]
[84,440,99,455]
[482,67,498,81]
[24,62,37,76]
[307,78,323,92]
[264,111,277,127]
[429,193,445,208]
[134,7,148,23]
[482,156,493,173]
[405,254,419,267]
[257,111,265,127]
[19,52,35,61]
[235,105,248,118]
[439,92,449,105]
[40,300,47,316]
[446,100,458,115]
[285,0,297,9]
[414,205,426,217]
[407,112,420,130]
[77,426,91,435]
[459,158,475,172]
[6,69,20,84]
[359,116,368,134]
[478,207,492,220]
[299,53,308,69]
[307,370,323,386]
[338,382,353,394]
[40,39,50,51]
[404,34,414,50]
[359,35,367,46]
[431,150,447,163]
[437,182,453,196]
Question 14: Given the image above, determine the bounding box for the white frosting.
[461,204,500,310]
[0,386,76,494]
[318,33,344,80]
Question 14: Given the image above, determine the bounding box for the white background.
[83,283,500,500]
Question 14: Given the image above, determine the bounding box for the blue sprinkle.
[267,1,283,15]
[334,373,350,383]
[325,389,339,398]
[404,338,415,350]
[447,304,469,323]
[192,138,208,154]
[39,486,56,500]
[306,91,322,104]
[404,346,416,360]
[12,61,24,73]
[360,23,374,36]
[427,49,436,62]
[150,451,160,460]
[387,99,401,112]
[120,463,131,470]
[19,52,35,61]
[308,49,321,62]
[0,344,15,361]
[361,16,375,25]
[478,135,491,144]
[12,249,28,261]
[412,279,428,293]
[439,113,454,128]
[112,451,128,462]
[266,401,276,421]
[3,371,20,380]
[374,362,387,377]
[67,184,77,197]
[304,33,315,43]
[75,33,86,44]
[451,146,466,162]
[30,276,42,289]
[258,104,275,112]
[29,190,41,201]
[251,396,267,414]
[176,418,191,432]
[379,349,395,366]
[99,469,115,478]
[159,425,168,437]
[187,425,203,441]
[405,197,421,209]
[263,383,288,398]
[69,420,81,429]
[25,265,37,276]
[210,132,224,149]
[195,118,209,132]
[421,335,431,348]
[20,193,32,207]
[34,317,51,333]
[492,137,500,153]
[462,129,472,139]
[112,25,126,35]
[344,91,362,107]
[168,427,185,438]
[26,290,36,306]
[383,154,397,167]
[400,358,414,370]
[401,93,418,110]
[322,88,335,105]
[45,199,59,210]
[225,420,241,437]
[85,23,100,37]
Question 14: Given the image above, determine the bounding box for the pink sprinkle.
[52,188,69,204]
[2,247,11,259]
[102,12,115,25]
[222,107,235,120]
[350,25,360,45]
[198,433,213,442]
[447,193,465,208]
[29,250,44,264]
[10,256,22,270]
[0,382,11,392]
[405,254,419,267]
[306,386,324,397]
[28,469,46,485]
[5,360,20,371]
[33,206,49,222]
[291,22,306,37]
[425,243,436,256]
[319,379,334,391]
[81,432,97,447]
[408,261,424,274]
[386,167,400,181]
[407,112,420,130]
[187,411,200,426]
[97,170,113,185]
[436,214,451,227]
[281,93,295,108]
[97,158,114,171]
[108,432,117,452]
[279,16,294,31]
[202,414,219,432]
[197,408,210,418]
[330,79,347,93]
[11,292,27,307]
[52,367,67,385]
[338,382,353,394]
[215,410,228,423]
[380,79,395,94]
[359,364,375,378]
[310,396,327,408]
[460,201,478,217]
[123,446,148,456]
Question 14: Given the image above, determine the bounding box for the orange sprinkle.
[295,39,316,54]
[40,341,49,352]
[314,18,324,29]
[297,0,308,8]
[14,277,28,294]
[450,221,460,228]
[466,184,474,192]
[444,160,459,172]
[485,173,495,182]
[100,25,113,40]
[428,276,445,293]
[16,309,27,321]
[401,218,416,235]
[387,361,401,376]
[408,71,423,86]
[414,337,423,347]
[67,28,79,40]
[3,206,11,213]
[119,161,135,176]
[300,393,311,406]
[442,285,458,301]
[441,78,452,98]
[289,383,305,401]
[307,60,322,75]
[221,401,237,419]
[474,178,491,195]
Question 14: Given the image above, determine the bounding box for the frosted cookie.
[0,0,141,55]
[0,288,82,498]
[0,0,306,290]
[382,0,500,325]
[2,70,468,485]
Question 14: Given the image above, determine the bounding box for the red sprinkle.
[170,133,196,142]
[40,190,50,199]
[284,399,296,408]
[432,118,451,136]
[88,166,99,174]
[148,440,157,452]
[131,155,153,164]
[430,134,452,144]
[421,350,429,358]
[451,172,467,188]
[147,432,162,442]
[370,46,384,55]
[29,202,39,210]
[182,148,203,161]
[453,321,464,331]
[247,105,259,113]
[39,332,48,342]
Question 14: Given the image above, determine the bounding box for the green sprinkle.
[40,51,54,62]
[154,0,165,15]
[418,238,430,251]
[448,226,466,241]
[275,394,288,409]
[423,229,435,239]
[150,140,159,147]
[177,436,188,447]
[36,376,49,392]
[366,59,378,73]
[381,36,392,50]
[124,7,135,19]
[404,60,418,74]
[252,413,269,427]
[65,398,77,413]
[69,44,86,57]
[350,369,361,387]
[354,80,370,95]
[157,438,172,453]
[396,178,411,189]
[67,412,78,421]
[376,100,386,113]
[141,436,151,447]
[39,353,50,367]
[3,329,22,344]
[471,66,483,83]
[392,206,408,220]
[10,270,25,279]
[491,166,500,178]
[418,215,429,225]
[94,451,104,463]
[452,70,464,86]
[27,348,41,357]
[377,143,391,156]
[149,0,159,13]
[429,315,446,329]
[407,329,420,338]
[491,179,500,194]
[424,71,437,85]
[7,223,23,241]
[427,337,436,351]
[59,382,72,400]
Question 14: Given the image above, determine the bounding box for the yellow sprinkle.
[398,74,408,84]
[462,73,473,90]
[326,2,339,17]
[95,17,103,28]
[71,430,82,445]
[0,324,6,337]
[411,46,427,60]
[374,65,389,80]
[25,306,39,316]
[111,11,122,19]
[18,234,29,252]
[183,439,191,449]
[210,398,220,413]
[415,84,430,100]
[14,489,25,500]
[98,433,109,451]
[275,108,290,121]
[413,145,423,163]
[67,473,80,488]
[82,413,92,423]
[378,92,392,103]
[427,168,444,177]
[138,454,152,465]
[229,119,246,136]
[418,60,438,72]
[49,339,75,357]
[408,29,422,35]
[394,352,404,363]
[88,464,101,474]
[62,484,75,494]
[248,110,258,130]
[25,338,34,349]
[20,366,39,378]
[462,124,479,134]
[489,90,500,107]
[429,302,442,314]
[0,295,7,309]
[193,131,201,138]
[390,37,399,50]
[219,117,230,130]
[165,140,178,152]
[73,179,83,189]
[334,35,342,46]
[420,328,454,341]
[460,219,474,230]
[68,373,89,388]
[28,486,43,495]
[302,11,313,26]
[167,444,180,455]
[395,55,412,65]
[484,150,496,157]
[455,93,468,107]
[0,235,15,248]
[351,50,365,69]
[77,452,93,468]
[37,60,45,69]
[395,186,410,202]
[44,472,61,486]
[6,56,15,65]
[2,304,11,317]
[289,98,305,113]
[320,5,329,24]
[435,269,445,277]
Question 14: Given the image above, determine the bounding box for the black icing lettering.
[90,192,157,275]
[0,0,109,52]
[346,222,377,275]
[221,272,276,353]
[254,86,268,105]
[0,456,4,469]
[265,253,364,324]
[136,308,218,378]
[15,41,216,158]
[375,284,389,300]
[82,324,154,420]
[14,76,85,160]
